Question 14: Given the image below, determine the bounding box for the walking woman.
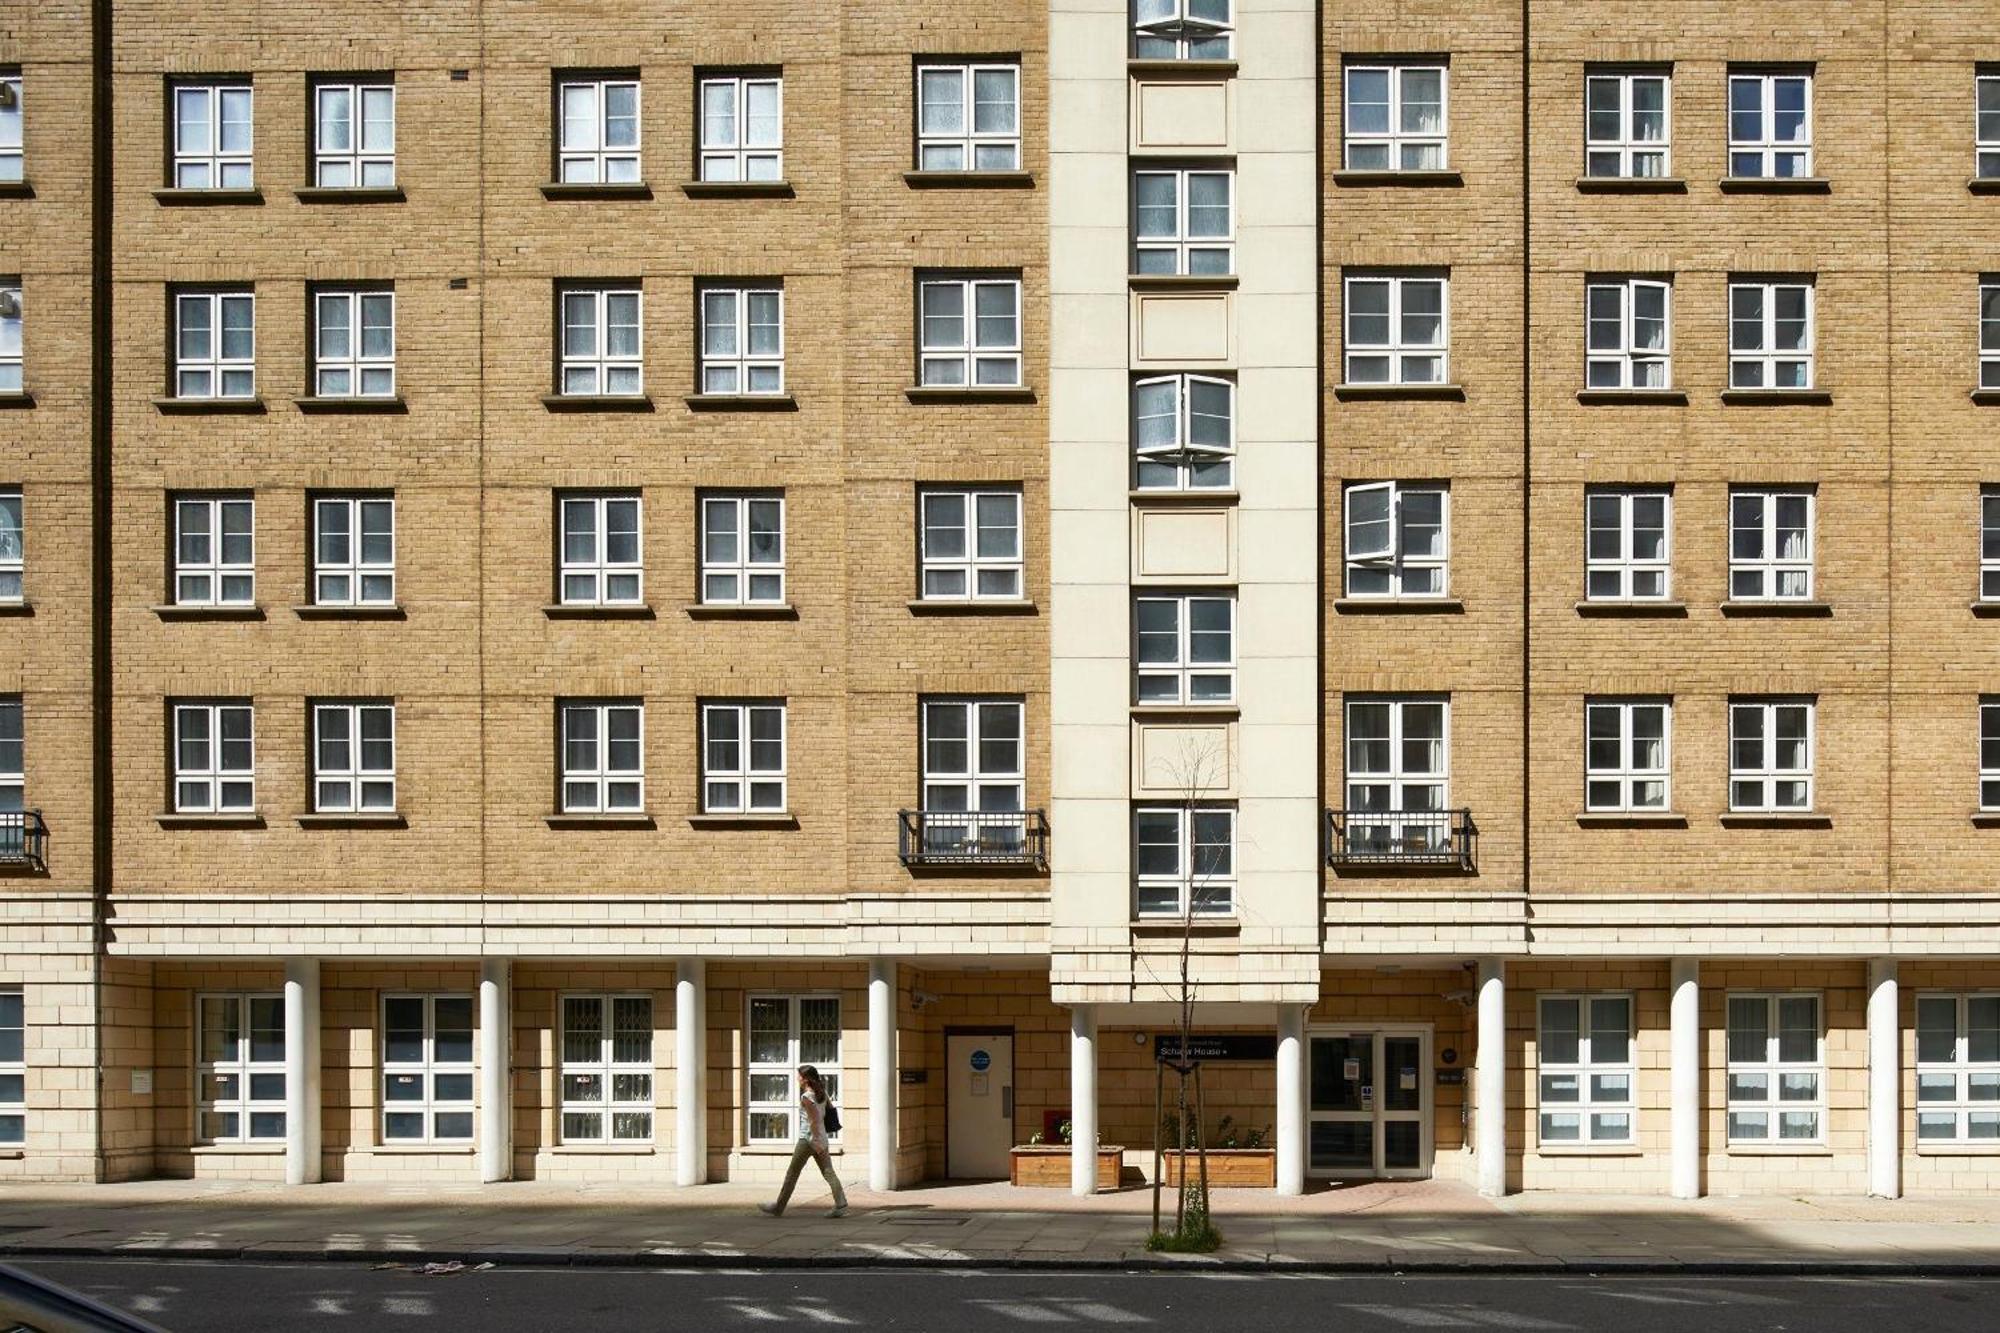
[758,1064,849,1218]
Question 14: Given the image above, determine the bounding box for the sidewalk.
[1,1177,1997,1273]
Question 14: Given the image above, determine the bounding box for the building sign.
[1154,1033,1278,1062]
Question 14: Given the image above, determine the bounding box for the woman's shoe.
[758,1202,780,1217]
[826,1205,848,1218]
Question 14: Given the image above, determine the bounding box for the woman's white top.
[798,1091,828,1149]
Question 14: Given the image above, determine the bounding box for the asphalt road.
[14,1260,2000,1332]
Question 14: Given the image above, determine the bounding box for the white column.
[1070,1005,1098,1196]
[283,958,321,1187]
[1868,958,1900,1199]
[1669,958,1701,1199]
[1475,959,1507,1198]
[868,959,898,1193]
[1275,1004,1306,1196]
[478,959,511,1184]
[675,958,707,1187]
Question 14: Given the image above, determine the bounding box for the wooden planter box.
[1160,1147,1277,1188]
[1009,1145,1124,1191]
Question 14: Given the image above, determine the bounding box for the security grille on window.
[0,282,19,393]
[921,699,1024,849]
[172,83,253,188]
[557,77,640,184]
[1916,993,2000,1144]
[701,701,786,813]
[313,289,394,397]
[1980,75,2000,179]
[1133,374,1233,491]
[1728,280,1813,389]
[558,493,643,606]
[313,81,394,187]
[561,994,654,1143]
[747,995,839,1143]
[699,75,782,182]
[559,286,642,396]
[381,995,474,1144]
[1726,993,1824,1144]
[1538,994,1636,1145]
[0,696,19,815]
[1729,488,1813,601]
[1981,279,2000,390]
[561,701,644,813]
[916,63,1020,171]
[918,275,1021,387]
[1982,699,2000,811]
[699,286,783,395]
[1132,167,1233,276]
[1133,593,1234,705]
[1343,273,1447,384]
[1727,70,1812,179]
[0,488,20,602]
[1133,804,1235,918]
[312,701,395,813]
[174,290,255,398]
[1132,0,1233,59]
[0,989,20,1146]
[197,993,285,1143]
[1584,488,1670,601]
[1344,695,1449,853]
[312,495,394,607]
[0,74,20,183]
[918,487,1023,600]
[1585,278,1670,389]
[172,702,254,813]
[1343,481,1448,599]
[1343,63,1448,171]
[1584,69,1669,178]
[700,494,785,605]
[1728,697,1814,812]
[174,496,254,606]
[1584,699,1671,813]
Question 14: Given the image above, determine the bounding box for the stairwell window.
[1727,69,1813,179]
[381,995,474,1144]
[698,285,783,396]
[557,76,640,184]
[1584,68,1670,178]
[172,701,255,814]
[1585,278,1671,389]
[1342,481,1448,599]
[313,79,394,188]
[1343,272,1447,385]
[701,701,786,814]
[699,493,785,605]
[171,81,253,189]
[918,274,1021,387]
[1133,593,1235,705]
[174,495,255,606]
[0,488,20,602]
[197,993,285,1143]
[1132,166,1233,276]
[559,493,643,607]
[1980,74,2000,179]
[560,701,645,814]
[0,989,20,1146]
[0,282,19,392]
[312,495,395,607]
[311,701,395,813]
[699,74,782,182]
[1727,993,1824,1144]
[1538,994,1636,1145]
[1343,62,1448,171]
[918,487,1023,601]
[1728,697,1815,812]
[1728,279,1813,389]
[1584,699,1671,813]
[1584,487,1671,601]
[1134,804,1234,919]
[313,288,395,398]
[747,995,839,1143]
[1916,994,2000,1144]
[1728,487,1813,601]
[916,62,1020,171]
[1132,0,1233,60]
[174,289,256,399]
[1133,374,1233,491]
[558,285,642,397]
[0,73,20,182]
[560,994,654,1144]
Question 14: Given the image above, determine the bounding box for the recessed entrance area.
[1309,1026,1433,1179]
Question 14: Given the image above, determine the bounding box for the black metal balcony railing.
[0,811,47,871]
[898,809,1049,870]
[1325,807,1477,873]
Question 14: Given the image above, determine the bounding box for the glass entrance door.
[1308,1028,1431,1178]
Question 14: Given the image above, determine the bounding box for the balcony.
[0,811,47,871]
[898,809,1049,870]
[1325,808,1477,874]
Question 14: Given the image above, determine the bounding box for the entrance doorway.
[1308,1027,1432,1178]
[946,1032,1014,1179]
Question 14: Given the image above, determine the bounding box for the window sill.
[0,391,35,409]
[0,601,32,617]
[1533,1144,1643,1157]
[155,812,266,829]
[1916,1142,2000,1156]
[1127,273,1238,291]
[191,1143,285,1155]
[1718,176,1831,194]
[1719,599,1831,617]
[684,394,797,412]
[295,395,407,414]
[152,396,266,415]
[545,813,658,829]
[901,170,1035,189]
[152,604,265,621]
[903,386,1036,404]
[153,187,265,206]
[1333,597,1462,614]
[0,180,34,199]
[1126,58,1238,76]
[1719,812,1832,828]
[0,1150,22,1160]
[680,179,794,199]
[1969,811,2000,827]
[1129,703,1239,719]
[1719,388,1831,405]
[293,604,407,620]
[1333,383,1465,402]
[688,812,798,829]
[540,181,654,200]
[1131,917,1241,935]
[1574,175,1688,194]
[1575,811,1688,827]
[1574,600,1687,618]
[1331,169,1462,188]
[297,812,407,829]
[1972,601,2000,618]
[738,1143,844,1156]
[550,1143,656,1155]
[1970,389,2000,405]
[542,603,656,620]
[1129,488,1237,505]
[1970,178,2000,196]
[906,598,1038,616]
[369,1144,476,1155]
[295,186,405,204]
[1574,389,1687,405]
[1724,1143,1834,1157]
[541,394,654,412]
[684,603,799,620]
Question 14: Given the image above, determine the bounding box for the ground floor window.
[1537,993,1635,1146]
[746,994,839,1144]
[1725,992,1823,1144]
[560,994,654,1143]
[0,989,21,1145]
[380,994,474,1144]
[1916,993,2000,1144]
[198,993,286,1143]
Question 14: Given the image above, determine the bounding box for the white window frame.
[1584,698,1672,813]
[1981,277,2000,390]
[196,992,285,1145]
[699,493,786,606]
[173,495,255,607]
[1728,696,1816,812]
[313,80,395,188]
[173,290,256,399]
[1981,698,2000,813]
[171,82,253,189]
[172,702,255,814]
[915,62,1020,171]
[0,988,20,1147]
[559,286,642,397]
[0,73,21,184]
[1982,491,2000,604]
[1584,488,1672,602]
[699,75,782,182]
[698,286,784,397]
[917,487,1024,601]
[701,701,787,814]
[1727,70,1813,179]
[1916,993,2000,1146]
[1131,165,1234,276]
[1585,278,1671,389]
[745,994,840,1145]
[1725,992,1826,1146]
[313,289,395,398]
[1132,374,1234,492]
[1133,592,1235,705]
[1342,694,1451,853]
[311,700,395,813]
[1979,74,2000,180]
[1342,480,1449,600]
[1133,803,1235,919]
[558,493,643,607]
[557,77,640,184]
[0,695,18,815]
[918,274,1022,388]
[1728,488,1815,601]
[312,495,395,608]
[1584,68,1671,179]
[560,700,645,814]
[559,993,655,1144]
[1536,993,1637,1147]
[0,281,19,394]
[1728,280,1815,390]
[1342,63,1449,172]
[921,698,1024,815]
[379,993,474,1145]
[1132,0,1234,60]
[1342,272,1448,385]
[0,487,20,603]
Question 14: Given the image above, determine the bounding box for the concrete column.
[1069,1005,1098,1196]
[675,958,707,1187]
[478,959,511,1184]
[868,959,898,1193]
[1867,958,1900,1199]
[1475,959,1507,1197]
[282,958,321,1187]
[1275,1004,1306,1196]
[1669,958,1701,1199]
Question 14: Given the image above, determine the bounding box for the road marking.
[382,1295,433,1316]
[309,1297,350,1315]
[1346,1306,1573,1329]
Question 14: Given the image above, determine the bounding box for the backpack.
[821,1099,842,1135]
